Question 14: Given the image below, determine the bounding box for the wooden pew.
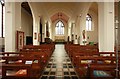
[1,44,55,79]
[75,56,117,78]
[2,64,32,79]
[1,52,20,57]
[99,52,116,57]
[2,51,49,67]
[65,44,98,58]
[2,55,43,79]
[20,44,55,57]
[72,52,115,67]
[72,52,99,66]
[89,64,118,79]
[22,44,55,53]
[65,44,119,79]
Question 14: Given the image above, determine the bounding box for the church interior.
[0,0,120,79]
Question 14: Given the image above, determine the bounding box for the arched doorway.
[21,2,33,45]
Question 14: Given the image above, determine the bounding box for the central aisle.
[40,44,79,79]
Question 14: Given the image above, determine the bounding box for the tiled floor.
[40,44,79,79]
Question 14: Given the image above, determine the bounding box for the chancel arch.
[50,12,69,43]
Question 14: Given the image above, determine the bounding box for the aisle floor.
[40,44,79,79]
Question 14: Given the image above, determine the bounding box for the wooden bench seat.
[99,52,116,57]
[1,44,55,79]
[65,44,98,58]
[65,44,119,79]
[22,44,55,52]
[89,64,119,79]
[2,56,43,79]
[2,64,41,79]
[75,56,117,78]
[2,52,49,66]
[20,45,55,57]
[1,52,20,57]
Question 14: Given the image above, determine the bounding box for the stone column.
[5,2,21,52]
[98,2,114,52]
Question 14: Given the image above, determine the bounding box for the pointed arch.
[86,14,92,31]
[55,20,64,35]
[21,2,33,45]
[51,12,69,23]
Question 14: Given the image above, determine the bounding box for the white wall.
[78,3,91,45]
[87,10,98,44]
[0,38,4,45]
[21,7,33,45]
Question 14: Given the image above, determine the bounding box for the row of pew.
[0,44,55,79]
[65,44,120,79]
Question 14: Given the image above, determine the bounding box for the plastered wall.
[87,10,98,44]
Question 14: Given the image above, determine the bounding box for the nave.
[40,44,79,79]
[0,1,120,79]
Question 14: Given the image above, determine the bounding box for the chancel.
[0,0,120,79]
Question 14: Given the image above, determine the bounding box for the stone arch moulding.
[50,12,69,23]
